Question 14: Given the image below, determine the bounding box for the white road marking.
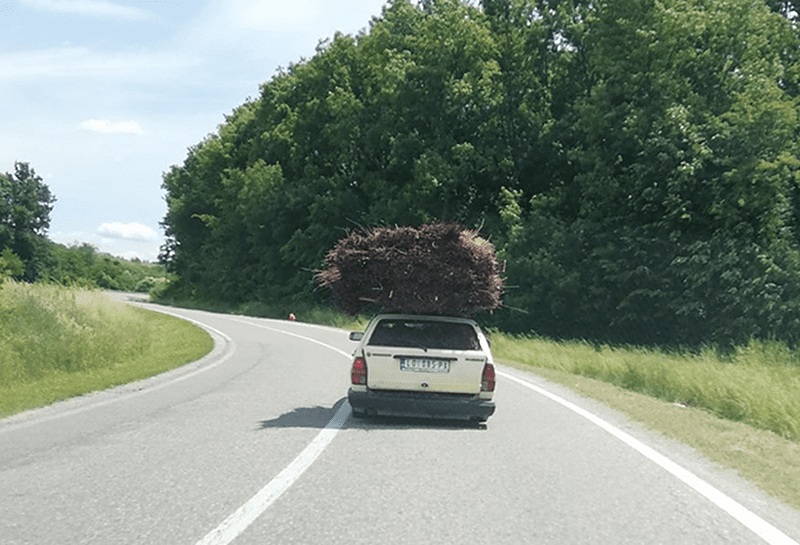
[38,305,786,543]
[195,400,350,545]
[499,369,799,545]
[194,316,352,545]
[222,315,352,358]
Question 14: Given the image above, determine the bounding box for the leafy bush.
[495,213,800,347]
[41,242,167,292]
[0,248,24,282]
[135,276,166,293]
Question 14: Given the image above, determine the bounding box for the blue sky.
[1,0,388,261]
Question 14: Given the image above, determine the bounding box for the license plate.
[399,357,450,373]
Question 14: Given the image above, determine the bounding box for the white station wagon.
[347,314,497,422]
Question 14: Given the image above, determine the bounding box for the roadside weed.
[0,282,212,416]
[490,333,800,441]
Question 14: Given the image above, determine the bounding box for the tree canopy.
[0,162,56,281]
[160,0,800,347]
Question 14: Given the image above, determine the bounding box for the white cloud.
[0,46,200,80]
[79,119,144,135]
[225,0,319,31]
[176,0,321,53]
[98,222,157,241]
[20,0,160,22]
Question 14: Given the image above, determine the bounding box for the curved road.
[1,304,799,544]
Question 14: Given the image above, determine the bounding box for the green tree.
[496,0,800,346]
[0,163,55,239]
[161,0,511,304]
[0,162,56,280]
[159,0,800,347]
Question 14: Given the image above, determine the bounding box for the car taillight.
[351,357,367,385]
[481,363,496,392]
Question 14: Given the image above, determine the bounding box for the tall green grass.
[1,282,147,382]
[491,333,800,441]
[0,282,212,416]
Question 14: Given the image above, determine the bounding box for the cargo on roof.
[316,222,504,316]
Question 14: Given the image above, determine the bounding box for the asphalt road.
[2,304,799,544]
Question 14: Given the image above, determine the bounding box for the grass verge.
[490,334,800,441]
[0,282,213,417]
[491,336,800,513]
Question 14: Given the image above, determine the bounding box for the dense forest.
[161,0,800,347]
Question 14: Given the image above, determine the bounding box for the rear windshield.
[367,319,480,350]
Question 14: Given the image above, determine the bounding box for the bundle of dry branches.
[317,222,504,316]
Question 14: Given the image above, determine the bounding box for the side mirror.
[349,331,364,342]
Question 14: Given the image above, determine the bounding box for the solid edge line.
[195,401,351,545]
[221,315,352,358]
[498,369,798,545]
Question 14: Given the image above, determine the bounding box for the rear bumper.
[348,387,496,421]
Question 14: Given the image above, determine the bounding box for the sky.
[1,0,389,261]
